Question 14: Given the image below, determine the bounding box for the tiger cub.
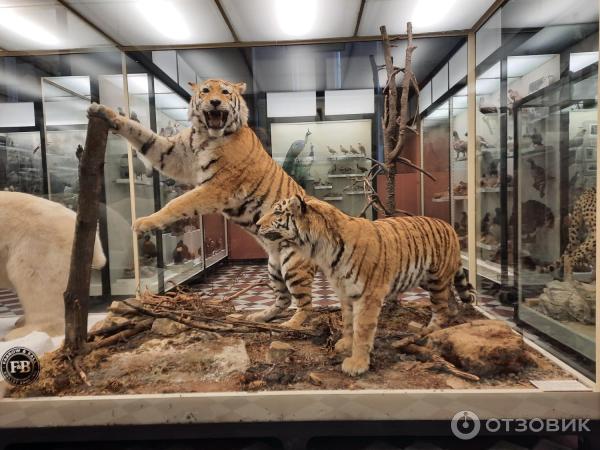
[87,79,314,328]
[257,195,475,376]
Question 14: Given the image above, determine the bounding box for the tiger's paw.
[280,309,309,329]
[247,305,283,323]
[341,355,369,376]
[132,216,163,234]
[334,337,352,354]
[87,103,120,129]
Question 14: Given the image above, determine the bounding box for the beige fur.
[0,192,106,339]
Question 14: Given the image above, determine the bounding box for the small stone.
[407,321,423,333]
[151,318,189,336]
[247,380,266,391]
[267,340,294,363]
[308,372,323,386]
[445,375,472,389]
[227,313,244,320]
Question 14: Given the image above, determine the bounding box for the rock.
[537,280,595,324]
[308,372,324,386]
[267,340,294,363]
[407,321,423,333]
[105,337,250,383]
[151,318,189,336]
[89,315,130,334]
[426,320,534,377]
[108,298,142,316]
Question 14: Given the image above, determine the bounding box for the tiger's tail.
[453,263,477,304]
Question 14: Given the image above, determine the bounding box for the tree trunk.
[380,25,398,214]
[63,115,109,354]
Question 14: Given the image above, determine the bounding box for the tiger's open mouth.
[204,110,229,129]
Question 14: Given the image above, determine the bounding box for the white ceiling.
[64,0,234,46]
[502,0,599,28]
[221,0,362,41]
[0,0,493,51]
[359,0,496,35]
[0,0,110,50]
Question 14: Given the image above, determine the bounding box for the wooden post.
[63,115,109,354]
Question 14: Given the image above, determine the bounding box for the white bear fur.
[0,192,106,340]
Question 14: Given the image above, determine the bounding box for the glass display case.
[475,62,515,291]
[0,131,43,195]
[423,101,451,223]
[270,119,373,218]
[516,66,597,361]
[450,90,468,253]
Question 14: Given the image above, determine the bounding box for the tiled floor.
[0,289,22,317]
[0,263,515,321]
[193,263,516,322]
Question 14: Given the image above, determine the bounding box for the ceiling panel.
[359,0,496,35]
[0,0,111,50]
[502,0,598,28]
[65,0,233,46]
[221,0,361,42]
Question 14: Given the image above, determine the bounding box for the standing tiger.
[257,195,476,376]
[87,79,314,327]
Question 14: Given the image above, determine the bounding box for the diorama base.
[5,295,577,398]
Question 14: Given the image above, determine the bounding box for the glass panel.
[0,131,43,195]
[203,214,227,268]
[475,59,508,295]
[423,101,451,222]
[450,92,468,255]
[516,71,598,366]
[42,76,90,210]
[154,77,206,287]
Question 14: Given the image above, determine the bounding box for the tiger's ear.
[289,195,307,215]
[234,82,247,94]
[188,81,198,91]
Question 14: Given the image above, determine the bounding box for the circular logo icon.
[1,347,40,386]
[451,410,481,440]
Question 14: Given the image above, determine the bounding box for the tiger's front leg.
[342,290,385,376]
[133,185,227,233]
[279,251,315,328]
[88,103,199,184]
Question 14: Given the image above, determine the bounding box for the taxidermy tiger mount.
[87,79,316,328]
[257,195,475,376]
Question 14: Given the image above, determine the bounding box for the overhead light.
[275,0,317,37]
[412,0,457,29]
[137,0,191,41]
[0,9,60,47]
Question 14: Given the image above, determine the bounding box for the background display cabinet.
[516,65,597,361]
[450,90,468,253]
[475,63,515,291]
[271,120,373,218]
[423,101,451,223]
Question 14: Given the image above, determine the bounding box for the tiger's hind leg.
[247,253,292,323]
[423,283,454,335]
